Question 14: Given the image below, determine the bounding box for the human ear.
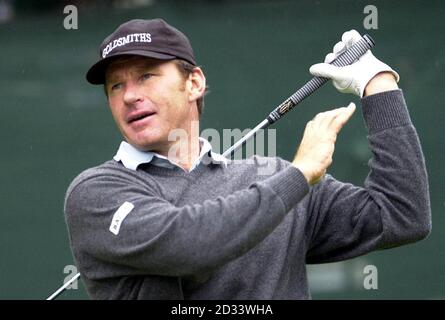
[187,67,206,102]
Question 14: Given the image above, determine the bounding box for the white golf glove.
[309,30,399,97]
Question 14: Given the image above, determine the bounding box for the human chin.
[126,128,165,151]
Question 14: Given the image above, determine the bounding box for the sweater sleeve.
[65,163,309,279]
[305,89,431,264]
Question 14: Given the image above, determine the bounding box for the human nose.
[123,82,143,105]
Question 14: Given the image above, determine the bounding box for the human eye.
[140,73,153,81]
[110,82,123,91]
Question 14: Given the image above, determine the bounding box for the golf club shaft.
[224,34,375,158]
[47,33,375,300]
[47,272,80,300]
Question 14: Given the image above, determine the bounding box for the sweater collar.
[113,138,227,171]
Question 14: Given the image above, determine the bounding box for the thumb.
[331,102,356,133]
[309,63,341,79]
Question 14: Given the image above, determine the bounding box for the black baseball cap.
[86,18,196,84]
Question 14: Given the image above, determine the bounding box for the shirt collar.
[113,138,228,171]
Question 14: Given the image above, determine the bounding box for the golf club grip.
[267,34,375,124]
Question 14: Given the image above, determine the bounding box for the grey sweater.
[64,90,431,299]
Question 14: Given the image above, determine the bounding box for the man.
[65,18,431,299]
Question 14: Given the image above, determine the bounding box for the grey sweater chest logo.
[109,202,135,235]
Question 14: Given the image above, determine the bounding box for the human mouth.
[127,110,156,125]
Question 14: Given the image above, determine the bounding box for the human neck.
[157,121,201,172]
[166,136,201,172]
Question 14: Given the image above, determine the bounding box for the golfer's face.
[105,56,191,153]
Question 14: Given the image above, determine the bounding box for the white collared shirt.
[113,138,227,172]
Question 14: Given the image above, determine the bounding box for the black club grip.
[267,34,375,124]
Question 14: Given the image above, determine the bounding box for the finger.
[341,30,362,48]
[330,102,356,133]
[302,119,314,134]
[315,106,352,128]
[324,52,336,64]
[311,103,352,127]
[333,41,346,55]
[309,63,341,79]
[313,107,343,121]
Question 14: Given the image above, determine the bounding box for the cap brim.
[86,50,176,84]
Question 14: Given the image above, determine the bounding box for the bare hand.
[292,102,356,185]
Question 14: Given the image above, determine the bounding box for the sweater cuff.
[361,89,412,134]
[266,166,309,211]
